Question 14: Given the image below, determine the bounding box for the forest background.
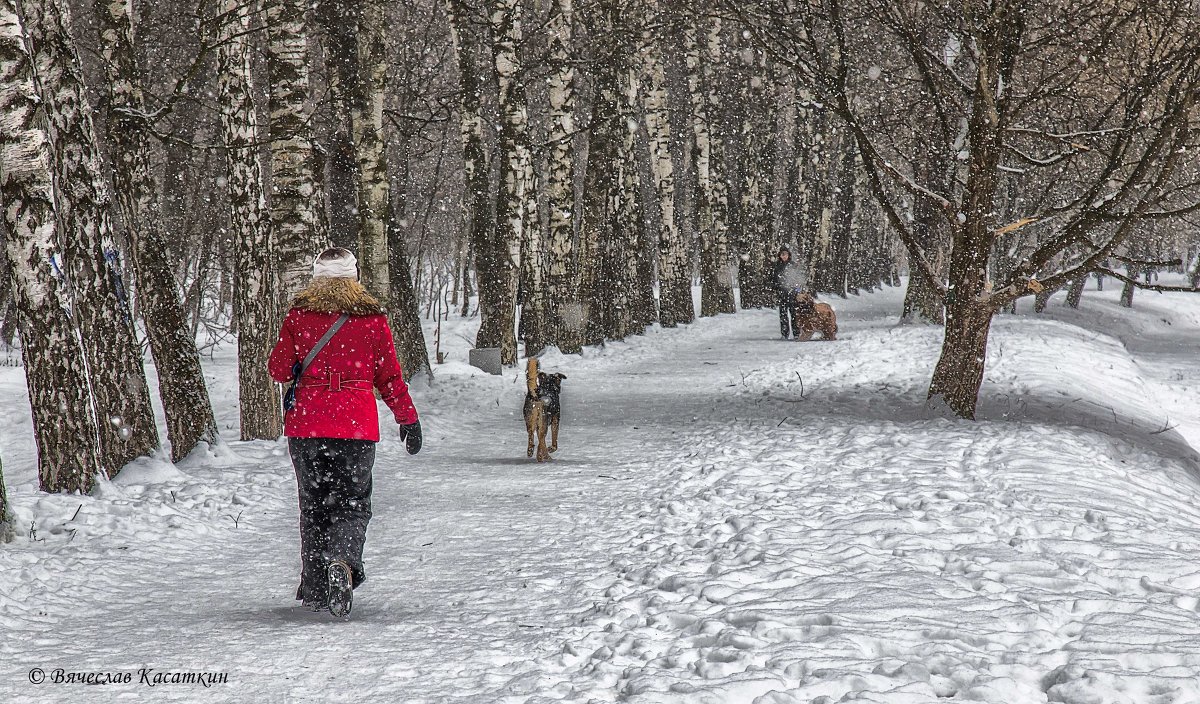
[1,0,1199,528]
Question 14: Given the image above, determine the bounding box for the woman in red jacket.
[269,247,421,617]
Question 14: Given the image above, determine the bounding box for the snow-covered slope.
[2,282,1199,704]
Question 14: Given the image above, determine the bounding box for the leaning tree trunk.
[643,5,692,328]
[1119,263,1140,308]
[1065,275,1086,308]
[19,0,159,472]
[216,0,281,440]
[901,139,951,324]
[542,0,580,351]
[92,0,218,462]
[384,125,432,378]
[387,235,430,379]
[1,1,103,491]
[928,300,995,419]
[0,451,9,541]
[479,0,527,365]
[689,16,735,316]
[267,0,321,300]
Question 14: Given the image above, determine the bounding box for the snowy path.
[0,303,808,703]
[3,287,1200,703]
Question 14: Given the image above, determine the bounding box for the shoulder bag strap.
[284,313,350,412]
[298,312,351,378]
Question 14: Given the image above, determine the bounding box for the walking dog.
[524,359,566,462]
[792,291,838,341]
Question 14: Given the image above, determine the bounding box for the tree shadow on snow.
[766,378,1200,486]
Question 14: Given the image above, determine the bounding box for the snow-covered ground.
[2,281,1200,704]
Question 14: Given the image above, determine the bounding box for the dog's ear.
[554,373,567,381]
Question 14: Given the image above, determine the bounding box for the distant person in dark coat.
[269,247,422,617]
[772,247,808,339]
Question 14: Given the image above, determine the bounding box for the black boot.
[327,560,353,618]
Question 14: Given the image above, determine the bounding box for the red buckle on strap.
[329,372,342,392]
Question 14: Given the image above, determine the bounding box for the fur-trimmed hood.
[292,278,384,317]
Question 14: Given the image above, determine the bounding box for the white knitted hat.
[312,248,358,280]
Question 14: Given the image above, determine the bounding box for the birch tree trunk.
[689,17,735,316]
[1,1,103,491]
[617,62,649,338]
[267,0,321,300]
[737,45,777,309]
[444,0,495,331]
[352,0,391,306]
[642,5,691,328]
[316,0,359,249]
[812,134,854,296]
[216,0,281,440]
[19,0,159,472]
[576,0,644,342]
[92,0,218,462]
[518,0,549,357]
[519,155,549,355]
[478,0,526,365]
[542,0,579,351]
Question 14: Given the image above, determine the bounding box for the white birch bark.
[443,0,494,327]
[578,0,637,343]
[688,16,735,316]
[737,45,777,309]
[615,61,646,339]
[482,0,526,365]
[519,150,547,354]
[18,0,160,472]
[216,0,281,440]
[541,0,576,352]
[577,2,615,345]
[267,0,321,301]
[0,0,103,492]
[353,0,391,306]
[641,9,692,327]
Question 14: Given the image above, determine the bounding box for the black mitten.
[400,420,422,455]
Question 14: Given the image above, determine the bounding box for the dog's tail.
[526,357,539,398]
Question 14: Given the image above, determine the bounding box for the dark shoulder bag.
[283,313,351,412]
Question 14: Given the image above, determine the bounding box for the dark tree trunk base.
[927,303,994,420]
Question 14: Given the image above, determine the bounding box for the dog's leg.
[526,402,541,458]
[536,417,551,462]
[530,412,540,458]
[531,401,550,462]
[796,329,814,342]
[549,416,559,453]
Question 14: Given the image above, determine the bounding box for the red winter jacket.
[268,282,418,441]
